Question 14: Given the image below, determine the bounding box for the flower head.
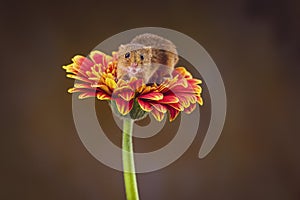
[63,50,203,121]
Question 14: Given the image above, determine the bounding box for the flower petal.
[67,88,78,93]
[168,107,180,122]
[90,51,105,65]
[62,63,76,73]
[92,84,111,95]
[97,92,111,100]
[177,96,190,108]
[115,98,133,115]
[192,85,202,94]
[112,51,118,61]
[188,78,202,85]
[73,56,94,71]
[139,92,163,101]
[157,95,179,104]
[196,96,204,105]
[151,109,165,122]
[173,67,192,78]
[74,83,90,88]
[140,85,156,94]
[129,78,145,93]
[184,103,196,114]
[150,103,167,113]
[105,78,117,90]
[167,103,184,111]
[117,79,128,87]
[66,74,90,82]
[78,92,96,99]
[188,95,197,104]
[72,55,85,66]
[118,89,135,101]
[137,99,153,112]
[63,52,203,119]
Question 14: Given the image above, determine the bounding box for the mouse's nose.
[131,68,137,74]
[131,63,138,67]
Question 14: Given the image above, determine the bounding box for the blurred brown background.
[1,0,300,199]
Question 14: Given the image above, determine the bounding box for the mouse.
[117,33,179,84]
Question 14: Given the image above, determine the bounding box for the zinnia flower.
[63,50,203,121]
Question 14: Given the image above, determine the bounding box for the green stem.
[122,118,140,200]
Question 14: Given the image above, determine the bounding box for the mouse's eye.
[140,54,144,60]
[125,52,130,58]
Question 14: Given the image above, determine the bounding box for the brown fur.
[117,33,179,84]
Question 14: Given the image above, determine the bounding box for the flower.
[63,50,203,121]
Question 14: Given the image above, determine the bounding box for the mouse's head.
[117,44,152,80]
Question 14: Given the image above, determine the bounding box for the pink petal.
[73,56,94,71]
[151,109,165,122]
[177,96,191,108]
[129,79,144,92]
[184,103,196,114]
[118,89,135,101]
[90,50,106,65]
[150,103,167,113]
[187,78,202,85]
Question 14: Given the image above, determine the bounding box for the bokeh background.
[1,0,299,199]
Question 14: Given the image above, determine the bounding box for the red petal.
[97,92,111,100]
[115,98,133,115]
[139,92,163,101]
[167,103,184,111]
[157,95,179,104]
[156,83,171,93]
[168,107,180,122]
[137,99,153,112]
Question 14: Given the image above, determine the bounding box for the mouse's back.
[131,33,178,55]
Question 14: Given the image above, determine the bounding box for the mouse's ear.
[118,44,125,50]
[117,44,126,57]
